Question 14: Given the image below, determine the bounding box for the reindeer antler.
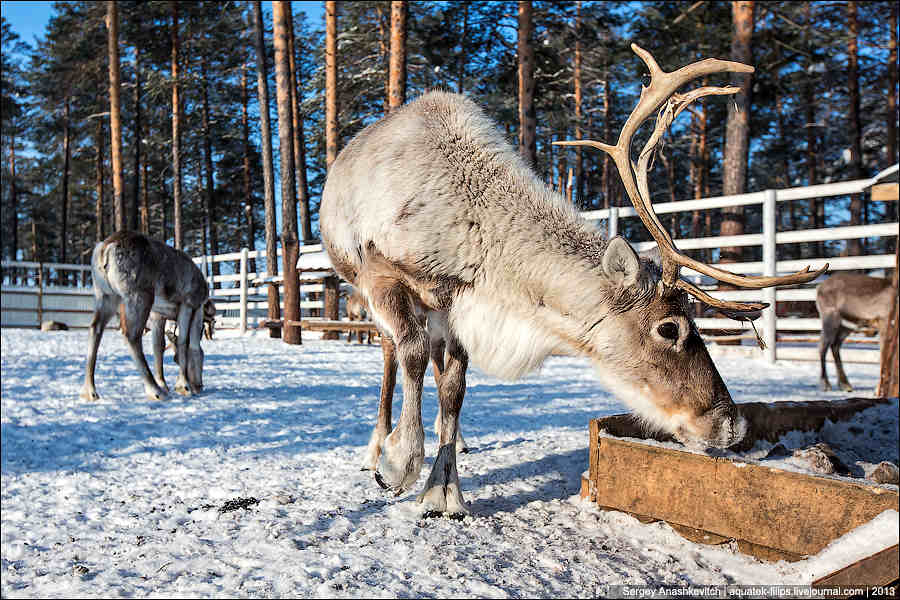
[556,44,828,314]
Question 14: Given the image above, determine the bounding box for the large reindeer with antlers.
[320,44,827,515]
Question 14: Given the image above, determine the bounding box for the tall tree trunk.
[517,1,537,167]
[253,0,280,338]
[388,1,408,112]
[847,0,864,257]
[325,1,339,171]
[457,2,468,93]
[128,46,146,231]
[376,4,390,114]
[200,54,219,284]
[61,99,70,268]
[602,65,612,208]
[171,1,183,249]
[690,93,707,249]
[9,132,18,268]
[141,135,149,235]
[287,6,312,242]
[95,120,105,242]
[876,241,899,397]
[273,0,301,345]
[889,2,898,171]
[803,2,821,256]
[131,45,142,232]
[198,160,209,265]
[241,66,256,273]
[720,0,754,265]
[108,1,125,233]
[573,0,584,208]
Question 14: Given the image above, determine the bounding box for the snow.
[296,250,334,272]
[1,329,895,597]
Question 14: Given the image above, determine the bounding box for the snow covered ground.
[1,328,895,597]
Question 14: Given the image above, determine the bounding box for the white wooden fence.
[2,167,896,364]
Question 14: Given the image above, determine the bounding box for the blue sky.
[1,1,326,48]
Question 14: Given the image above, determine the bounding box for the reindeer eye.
[656,322,679,341]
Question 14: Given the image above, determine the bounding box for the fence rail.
[2,169,896,364]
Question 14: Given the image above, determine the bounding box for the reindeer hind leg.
[122,291,168,401]
[832,325,854,392]
[80,294,118,401]
[818,313,840,391]
[369,282,428,494]
[362,335,398,471]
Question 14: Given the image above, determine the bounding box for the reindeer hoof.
[79,388,100,401]
[819,382,832,392]
[840,382,853,392]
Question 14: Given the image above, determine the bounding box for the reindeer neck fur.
[322,91,660,380]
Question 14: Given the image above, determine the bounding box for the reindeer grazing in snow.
[80,231,211,402]
[816,273,894,392]
[320,44,827,515]
[344,287,372,343]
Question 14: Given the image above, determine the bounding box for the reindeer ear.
[602,237,640,288]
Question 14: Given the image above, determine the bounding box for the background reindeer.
[80,231,210,401]
[344,287,372,343]
[321,44,825,515]
[816,273,894,391]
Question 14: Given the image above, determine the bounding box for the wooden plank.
[813,544,899,588]
[590,436,898,558]
[871,183,899,202]
[283,319,379,333]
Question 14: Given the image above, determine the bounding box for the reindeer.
[345,287,372,343]
[320,44,826,515]
[80,231,210,402]
[816,273,894,391]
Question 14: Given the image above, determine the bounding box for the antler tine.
[673,279,767,313]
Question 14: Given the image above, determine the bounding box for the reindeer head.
[558,45,828,448]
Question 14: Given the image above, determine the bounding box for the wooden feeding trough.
[581,397,899,584]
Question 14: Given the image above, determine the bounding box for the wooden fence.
[2,166,896,364]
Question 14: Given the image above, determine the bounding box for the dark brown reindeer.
[80,231,210,402]
[320,44,826,515]
[816,273,894,391]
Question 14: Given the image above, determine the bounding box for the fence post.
[609,207,619,238]
[37,262,44,327]
[200,255,210,291]
[240,247,249,335]
[763,189,777,363]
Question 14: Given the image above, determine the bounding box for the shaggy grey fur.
[80,231,210,402]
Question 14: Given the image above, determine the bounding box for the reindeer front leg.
[185,305,205,394]
[429,324,469,454]
[418,328,469,515]
[174,303,194,396]
[149,313,169,393]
